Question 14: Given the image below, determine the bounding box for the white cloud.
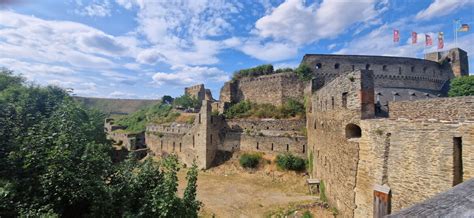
[116,0,243,66]
[416,0,474,20]
[254,0,384,45]
[75,0,112,17]
[0,11,131,70]
[239,40,298,62]
[152,65,229,86]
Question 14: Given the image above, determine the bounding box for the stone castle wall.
[389,97,474,121]
[307,70,374,217]
[302,54,454,92]
[306,60,472,217]
[220,118,307,155]
[354,97,474,217]
[185,84,214,101]
[219,72,305,106]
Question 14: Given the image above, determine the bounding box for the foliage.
[162,95,174,104]
[224,99,305,119]
[307,151,314,175]
[319,180,327,203]
[0,69,200,217]
[448,75,474,97]
[294,64,313,81]
[275,67,294,74]
[172,94,201,109]
[232,64,274,80]
[115,103,179,133]
[239,153,262,168]
[302,211,313,218]
[276,153,306,171]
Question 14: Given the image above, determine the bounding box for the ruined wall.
[219,118,307,156]
[145,101,222,169]
[185,84,206,101]
[354,97,474,217]
[307,70,374,217]
[220,133,306,155]
[219,72,305,106]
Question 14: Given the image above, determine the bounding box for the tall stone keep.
[425,47,469,77]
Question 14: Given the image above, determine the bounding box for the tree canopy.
[0,69,200,217]
[448,75,474,97]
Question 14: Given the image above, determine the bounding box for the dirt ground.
[176,154,334,218]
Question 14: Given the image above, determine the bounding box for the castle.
[105,47,473,217]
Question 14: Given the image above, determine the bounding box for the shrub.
[232,64,274,80]
[239,153,261,168]
[275,67,294,74]
[302,211,313,218]
[295,64,312,81]
[224,100,252,118]
[114,102,178,133]
[448,75,474,97]
[173,94,201,109]
[224,99,305,119]
[276,153,306,171]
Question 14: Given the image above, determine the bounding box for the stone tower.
[425,47,469,77]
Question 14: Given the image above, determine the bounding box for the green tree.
[162,95,174,104]
[448,75,474,97]
[173,94,201,109]
[0,69,200,217]
[295,64,313,81]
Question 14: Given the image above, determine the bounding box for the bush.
[302,211,313,218]
[276,153,306,171]
[173,94,201,109]
[295,64,312,81]
[448,75,474,97]
[115,103,178,133]
[232,64,274,80]
[224,99,305,119]
[239,153,261,168]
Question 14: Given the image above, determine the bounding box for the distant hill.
[74,96,160,115]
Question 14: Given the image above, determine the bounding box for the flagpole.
[454,19,459,48]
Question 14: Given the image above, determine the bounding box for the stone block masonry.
[219,72,306,106]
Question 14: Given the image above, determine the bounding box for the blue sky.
[0,0,473,99]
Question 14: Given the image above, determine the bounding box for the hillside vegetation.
[113,94,200,133]
[0,69,199,217]
[224,99,305,119]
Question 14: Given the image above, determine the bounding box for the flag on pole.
[393,29,400,42]
[425,34,432,46]
[438,32,444,49]
[412,32,417,44]
[458,24,470,32]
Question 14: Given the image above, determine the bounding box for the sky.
[0,0,473,99]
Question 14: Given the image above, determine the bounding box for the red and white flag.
[393,29,400,42]
[411,32,417,44]
[425,34,432,46]
[438,32,444,49]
